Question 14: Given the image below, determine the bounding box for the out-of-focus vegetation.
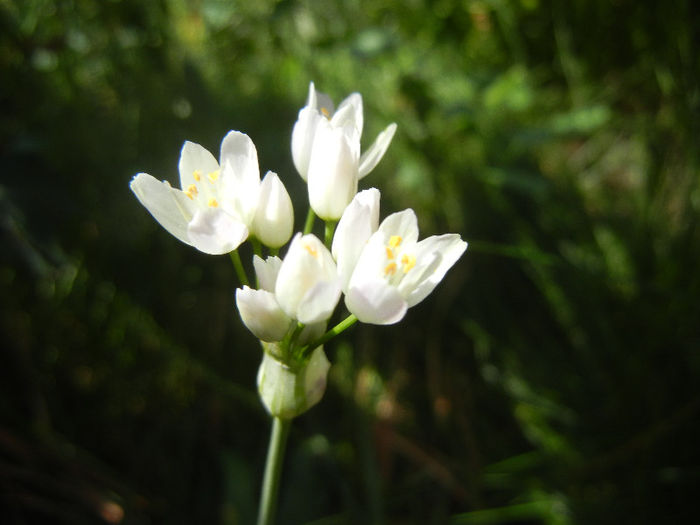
[1,0,699,523]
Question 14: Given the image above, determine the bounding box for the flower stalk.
[303,207,316,235]
[302,313,358,357]
[257,417,291,525]
[230,250,249,286]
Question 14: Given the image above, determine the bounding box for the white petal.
[253,255,282,292]
[401,234,468,307]
[347,232,390,285]
[220,131,261,224]
[306,81,318,108]
[377,209,420,246]
[291,106,323,181]
[333,92,363,137]
[220,131,259,182]
[307,122,359,220]
[178,141,220,190]
[332,188,381,290]
[345,279,407,325]
[358,123,397,179]
[275,234,339,320]
[296,279,342,325]
[130,173,196,247]
[236,287,293,342]
[253,171,294,248]
[186,208,248,255]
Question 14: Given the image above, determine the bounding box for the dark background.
[1,0,699,523]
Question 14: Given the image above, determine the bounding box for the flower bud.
[252,171,294,248]
[257,344,331,419]
[235,286,293,342]
[307,120,359,220]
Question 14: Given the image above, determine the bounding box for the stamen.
[207,198,219,207]
[207,169,220,183]
[320,107,330,118]
[186,184,198,196]
[384,262,397,276]
[386,247,395,259]
[401,254,416,273]
[389,235,402,249]
[193,170,202,181]
[303,243,318,258]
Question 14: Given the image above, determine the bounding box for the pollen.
[193,170,202,181]
[184,184,198,200]
[207,169,220,183]
[384,262,397,276]
[389,235,402,249]
[207,198,219,208]
[320,107,330,118]
[303,243,318,258]
[401,254,416,273]
[386,247,396,259]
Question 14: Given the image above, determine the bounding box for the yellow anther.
[320,107,330,118]
[386,247,395,260]
[384,262,397,276]
[193,170,202,181]
[207,198,219,208]
[207,169,220,183]
[401,254,416,273]
[303,243,318,258]
[389,235,402,249]
[185,184,198,197]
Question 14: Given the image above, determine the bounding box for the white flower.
[252,171,294,249]
[236,256,293,343]
[334,189,468,325]
[275,233,342,324]
[236,253,335,342]
[332,188,381,289]
[291,81,397,220]
[131,131,294,253]
[130,131,261,255]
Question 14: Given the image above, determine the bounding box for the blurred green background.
[1,0,699,523]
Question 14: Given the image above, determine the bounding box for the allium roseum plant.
[130,82,467,525]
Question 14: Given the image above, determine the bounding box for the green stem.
[229,250,249,286]
[251,237,263,258]
[302,314,358,357]
[303,207,316,235]
[324,220,337,249]
[257,417,292,525]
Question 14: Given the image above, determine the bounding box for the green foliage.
[1,0,699,523]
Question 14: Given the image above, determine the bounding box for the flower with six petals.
[333,189,468,325]
[131,131,293,254]
[291,82,397,220]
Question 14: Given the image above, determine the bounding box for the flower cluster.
[131,82,467,419]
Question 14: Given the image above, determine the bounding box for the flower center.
[185,168,222,208]
[382,236,415,279]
